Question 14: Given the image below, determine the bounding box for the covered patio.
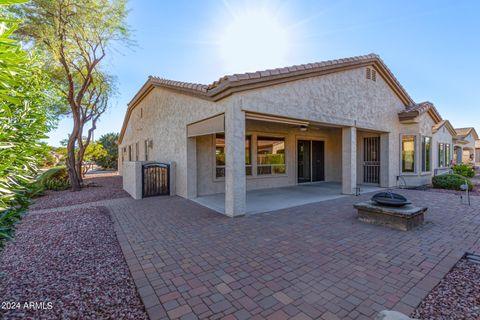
[187,109,391,217]
[192,182,383,215]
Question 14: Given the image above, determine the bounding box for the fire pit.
[354,191,427,231]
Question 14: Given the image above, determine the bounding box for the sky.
[45,0,480,146]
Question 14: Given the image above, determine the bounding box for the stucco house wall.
[119,87,227,198]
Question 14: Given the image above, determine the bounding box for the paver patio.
[106,190,480,320]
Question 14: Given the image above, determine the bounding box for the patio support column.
[225,102,246,217]
[186,137,197,198]
[456,147,463,164]
[380,133,390,187]
[342,127,357,194]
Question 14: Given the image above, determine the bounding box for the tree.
[82,142,106,175]
[97,132,119,169]
[0,0,58,245]
[12,0,130,190]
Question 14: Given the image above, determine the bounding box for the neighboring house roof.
[397,101,443,124]
[432,119,457,136]
[455,127,479,140]
[119,53,418,143]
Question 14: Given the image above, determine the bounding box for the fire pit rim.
[371,191,411,207]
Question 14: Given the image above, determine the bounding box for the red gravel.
[412,259,480,319]
[31,173,129,210]
[0,207,148,320]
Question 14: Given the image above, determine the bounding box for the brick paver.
[107,190,480,319]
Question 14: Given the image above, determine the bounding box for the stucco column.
[342,127,357,194]
[456,147,463,164]
[224,103,246,217]
[380,133,390,187]
[186,137,197,198]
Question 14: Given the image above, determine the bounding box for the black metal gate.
[142,163,170,197]
[363,137,380,184]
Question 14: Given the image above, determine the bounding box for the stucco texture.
[119,88,227,198]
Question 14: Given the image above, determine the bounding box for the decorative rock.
[354,201,427,231]
[375,310,418,320]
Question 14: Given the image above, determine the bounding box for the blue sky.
[46,0,480,146]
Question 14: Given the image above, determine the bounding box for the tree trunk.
[66,130,81,191]
[66,112,81,191]
[76,145,86,183]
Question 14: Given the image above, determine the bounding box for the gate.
[363,137,380,184]
[142,163,170,197]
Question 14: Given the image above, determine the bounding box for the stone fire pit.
[354,199,427,231]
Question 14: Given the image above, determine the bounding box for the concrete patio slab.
[192,182,384,214]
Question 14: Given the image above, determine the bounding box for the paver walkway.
[105,191,480,320]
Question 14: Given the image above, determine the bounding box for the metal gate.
[363,137,380,184]
[142,163,170,197]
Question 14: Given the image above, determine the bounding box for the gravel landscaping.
[412,258,480,320]
[0,206,148,320]
[31,172,129,210]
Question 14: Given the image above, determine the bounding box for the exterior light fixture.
[299,125,308,132]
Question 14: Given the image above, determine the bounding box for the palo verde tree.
[12,0,130,190]
[0,0,57,245]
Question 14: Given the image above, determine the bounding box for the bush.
[432,174,473,191]
[38,166,70,191]
[453,164,475,178]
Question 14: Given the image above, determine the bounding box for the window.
[401,135,416,173]
[445,144,451,166]
[128,145,132,161]
[135,142,139,161]
[439,143,451,167]
[245,135,252,175]
[215,134,252,178]
[421,136,431,172]
[438,143,445,167]
[257,136,286,175]
[144,140,149,161]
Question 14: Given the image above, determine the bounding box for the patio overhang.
[187,113,224,137]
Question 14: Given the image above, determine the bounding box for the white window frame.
[212,132,287,181]
[421,136,432,173]
[400,134,417,174]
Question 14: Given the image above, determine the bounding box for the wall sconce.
[299,125,308,132]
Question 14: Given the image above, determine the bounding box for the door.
[363,137,380,184]
[297,140,311,183]
[312,141,325,181]
[297,140,325,183]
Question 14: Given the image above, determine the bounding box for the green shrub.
[453,164,475,178]
[38,166,70,191]
[432,174,473,191]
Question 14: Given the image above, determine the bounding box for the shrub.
[38,166,70,191]
[453,164,475,178]
[432,174,473,191]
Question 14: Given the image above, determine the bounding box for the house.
[118,54,457,216]
[453,127,478,165]
[476,139,480,166]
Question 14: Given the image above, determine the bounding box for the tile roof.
[120,53,417,143]
[398,101,442,123]
[455,127,474,137]
[432,119,457,136]
[128,53,414,105]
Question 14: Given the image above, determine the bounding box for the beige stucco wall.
[461,133,476,164]
[119,87,227,198]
